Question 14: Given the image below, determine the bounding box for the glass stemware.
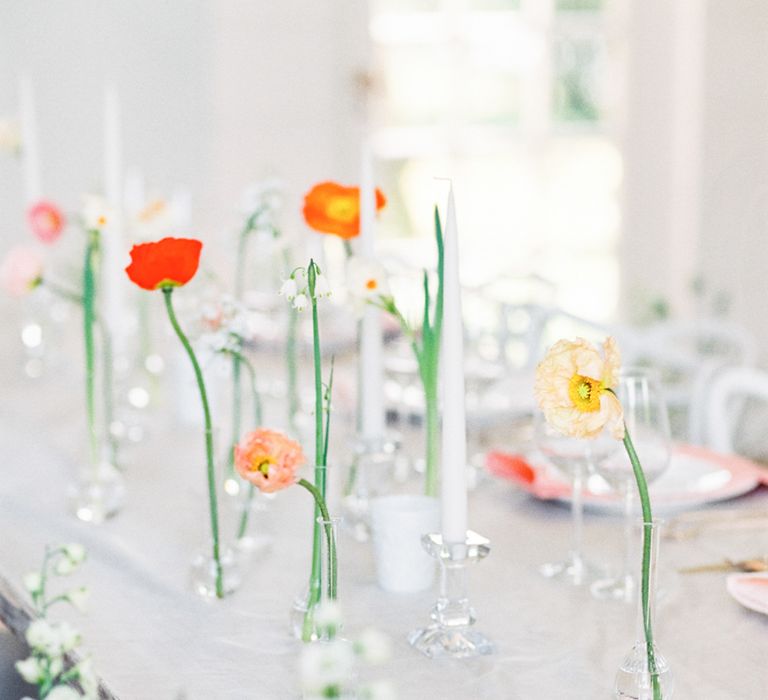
[591,367,671,602]
[533,412,599,585]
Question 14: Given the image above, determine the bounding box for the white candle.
[18,76,41,205]
[440,185,468,544]
[358,140,385,439]
[102,84,126,344]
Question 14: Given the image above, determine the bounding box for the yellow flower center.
[568,374,603,413]
[326,197,357,222]
[365,278,377,290]
[97,215,107,227]
[254,457,274,475]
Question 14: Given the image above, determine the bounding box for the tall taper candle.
[19,76,41,205]
[440,185,468,543]
[358,140,386,439]
[103,84,126,344]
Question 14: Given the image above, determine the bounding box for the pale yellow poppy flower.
[534,336,625,440]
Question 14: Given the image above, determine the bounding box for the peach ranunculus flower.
[0,245,43,297]
[534,337,624,440]
[234,428,306,493]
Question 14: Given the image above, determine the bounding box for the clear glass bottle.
[615,520,674,699]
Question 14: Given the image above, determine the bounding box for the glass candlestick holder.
[341,433,400,542]
[408,531,494,658]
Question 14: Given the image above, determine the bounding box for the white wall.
[622,0,768,357]
[0,0,368,250]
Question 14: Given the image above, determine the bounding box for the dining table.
[1,301,768,700]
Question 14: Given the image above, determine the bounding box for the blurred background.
[0,0,767,346]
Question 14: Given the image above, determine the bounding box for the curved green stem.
[298,478,336,599]
[83,231,99,470]
[622,425,660,700]
[163,288,223,598]
[231,350,263,540]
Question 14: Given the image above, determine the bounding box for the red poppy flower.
[302,181,386,239]
[27,200,65,244]
[125,237,202,291]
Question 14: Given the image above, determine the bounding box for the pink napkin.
[726,573,768,615]
[485,451,570,500]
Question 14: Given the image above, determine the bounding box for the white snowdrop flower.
[81,195,114,232]
[300,639,355,694]
[312,600,342,632]
[15,656,43,683]
[279,277,298,300]
[55,557,76,576]
[356,627,392,664]
[25,619,60,654]
[313,272,332,299]
[56,621,82,653]
[292,293,308,312]
[67,586,90,613]
[46,687,85,700]
[23,572,42,593]
[63,543,86,565]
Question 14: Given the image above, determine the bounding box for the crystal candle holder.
[408,531,494,658]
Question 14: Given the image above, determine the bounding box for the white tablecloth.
[1,322,768,699]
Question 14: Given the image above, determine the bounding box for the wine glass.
[533,412,603,585]
[590,367,671,601]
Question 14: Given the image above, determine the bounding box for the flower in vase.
[346,257,390,312]
[0,119,21,154]
[280,265,332,310]
[534,336,624,440]
[302,181,386,239]
[27,201,65,244]
[81,194,115,232]
[234,428,305,493]
[0,245,43,296]
[241,177,284,230]
[125,237,203,291]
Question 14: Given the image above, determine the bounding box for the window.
[370,0,624,322]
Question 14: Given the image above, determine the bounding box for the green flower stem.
[423,375,439,497]
[373,208,443,496]
[298,478,337,599]
[227,351,243,480]
[231,351,264,540]
[83,231,99,470]
[234,208,263,299]
[163,287,223,599]
[622,425,661,700]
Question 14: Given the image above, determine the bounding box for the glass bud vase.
[68,444,125,524]
[615,520,674,699]
[290,516,341,641]
[341,434,399,542]
[190,544,242,599]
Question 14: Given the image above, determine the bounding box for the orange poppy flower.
[28,200,65,244]
[302,181,386,239]
[125,237,202,291]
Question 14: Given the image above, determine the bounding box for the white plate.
[555,445,763,514]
